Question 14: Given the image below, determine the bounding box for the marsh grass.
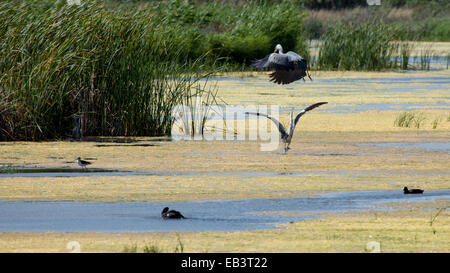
[430,207,446,226]
[0,1,221,140]
[122,243,138,253]
[430,207,446,234]
[318,22,402,70]
[416,45,435,71]
[143,243,163,253]
[399,42,414,70]
[394,111,426,128]
[430,117,444,129]
[174,234,185,253]
[446,53,450,69]
[175,80,220,139]
[121,236,184,253]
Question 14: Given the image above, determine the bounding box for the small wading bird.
[403,187,424,194]
[161,207,185,219]
[77,157,92,170]
[251,44,312,85]
[246,102,327,153]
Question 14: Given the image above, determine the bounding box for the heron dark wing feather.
[245,112,288,139]
[304,102,328,112]
[269,69,307,85]
[293,102,328,127]
[251,55,270,69]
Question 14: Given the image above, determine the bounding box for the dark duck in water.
[161,207,185,219]
[403,187,424,194]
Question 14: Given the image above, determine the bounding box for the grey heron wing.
[245,112,288,138]
[267,53,292,70]
[251,55,271,69]
[293,102,328,127]
[285,51,303,62]
[287,51,309,72]
[269,69,307,85]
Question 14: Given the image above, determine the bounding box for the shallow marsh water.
[362,141,450,152]
[0,190,448,232]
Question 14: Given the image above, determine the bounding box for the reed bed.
[415,45,435,71]
[0,0,219,140]
[317,22,402,70]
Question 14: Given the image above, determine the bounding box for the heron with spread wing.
[252,44,312,85]
[246,102,327,153]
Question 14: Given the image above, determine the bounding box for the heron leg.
[307,70,313,81]
[284,143,290,153]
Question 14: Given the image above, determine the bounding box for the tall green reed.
[0,0,218,140]
[318,22,402,70]
[417,45,434,71]
[399,42,414,70]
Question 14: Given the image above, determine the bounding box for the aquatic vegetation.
[122,243,138,253]
[174,235,185,253]
[394,111,426,128]
[430,207,446,234]
[173,81,219,140]
[0,0,219,140]
[446,53,450,69]
[143,243,163,253]
[416,45,435,71]
[302,1,450,42]
[430,116,446,129]
[122,238,183,253]
[318,22,402,70]
[399,42,414,70]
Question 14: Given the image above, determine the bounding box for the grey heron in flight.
[252,44,312,85]
[246,102,327,153]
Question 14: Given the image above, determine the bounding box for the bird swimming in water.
[246,102,327,153]
[251,44,312,85]
[403,187,424,194]
[77,157,92,169]
[161,207,185,219]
